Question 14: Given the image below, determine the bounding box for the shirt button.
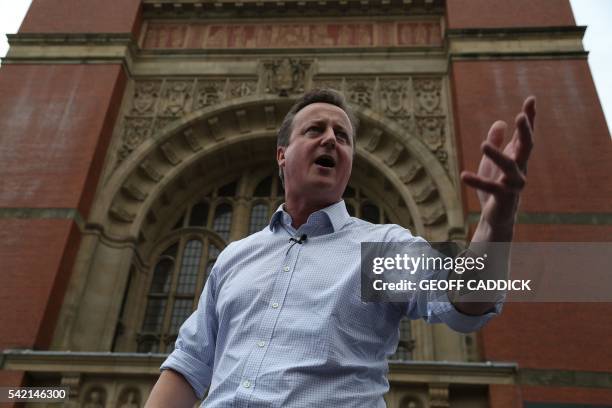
[271,302,280,309]
[283,266,290,272]
[243,380,251,388]
[257,341,266,348]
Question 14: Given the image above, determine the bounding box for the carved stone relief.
[160,80,194,117]
[260,58,313,96]
[193,80,226,110]
[131,81,161,116]
[116,77,258,168]
[118,388,141,408]
[314,75,450,170]
[143,20,443,50]
[346,79,375,108]
[118,118,153,164]
[83,387,106,408]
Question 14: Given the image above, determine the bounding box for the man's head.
[276,89,359,206]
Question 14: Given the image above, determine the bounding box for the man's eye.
[306,126,322,134]
[336,132,349,143]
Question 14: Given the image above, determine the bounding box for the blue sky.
[0,0,610,135]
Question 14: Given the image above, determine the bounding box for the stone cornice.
[447,25,587,59]
[1,350,164,376]
[4,350,611,389]
[3,33,137,75]
[388,360,517,385]
[142,0,444,18]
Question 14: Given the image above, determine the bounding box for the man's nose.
[320,127,336,148]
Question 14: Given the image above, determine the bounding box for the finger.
[482,142,520,176]
[486,120,508,149]
[522,95,536,131]
[461,172,506,195]
[514,113,534,169]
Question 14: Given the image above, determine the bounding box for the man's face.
[277,102,354,205]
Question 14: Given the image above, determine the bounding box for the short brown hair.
[277,88,359,149]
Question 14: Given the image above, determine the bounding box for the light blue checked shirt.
[161,200,499,407]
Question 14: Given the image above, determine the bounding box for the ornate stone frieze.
[115,74,451,174]
[141,20,443,50]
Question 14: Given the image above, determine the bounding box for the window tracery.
[134,171,413,357]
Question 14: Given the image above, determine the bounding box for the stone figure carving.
[381,80,410,115]
[132,81,160,116]
[263,58,310,96]
[346,81,373,107]
[118,389,141,408]
[83,388,105,408]
[161,81,192,117]
[414,79,442,114]
[118,118,152,163]
[194,81,225,110]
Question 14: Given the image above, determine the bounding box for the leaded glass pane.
[141,298,167,332]
[176,240,203,294]
[213,204,233,241]
[169,298,194,333]
[249,203,269,234]
[150,258,173,294]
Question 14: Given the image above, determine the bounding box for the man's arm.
[451,96,536,315]
[145,369,198,408]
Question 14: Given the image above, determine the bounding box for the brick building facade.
[1,0,611,406]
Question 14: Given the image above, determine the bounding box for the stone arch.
[94,96,465,242]
[55,95,468,353]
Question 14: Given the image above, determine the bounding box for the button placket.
[235,240,303,405]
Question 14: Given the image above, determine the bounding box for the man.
[146,89,535,407]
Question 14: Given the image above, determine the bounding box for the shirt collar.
[269,200,351,233]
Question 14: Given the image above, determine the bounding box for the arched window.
[189,202,209,227]
[137,238,221,353]
[249,203,269,234]
[213,203,233,241]
[132,171,411,356]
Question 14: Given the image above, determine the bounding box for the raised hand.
[461,96,536,232]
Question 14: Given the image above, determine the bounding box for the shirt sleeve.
[417,266,503,333]
[160,265,219,399]
[386,225,502,333]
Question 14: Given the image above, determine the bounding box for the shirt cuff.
[428,291,503,333]
[160,348,213,400]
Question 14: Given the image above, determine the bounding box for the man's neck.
[284,196,339,229]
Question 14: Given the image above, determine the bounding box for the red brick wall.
[446,0,575,29]
[522,386,612,405]
[0,64,126,217]
[451,59,612,215]
[20,0,142,37]
[0,0,139,388]
[0,219,80,350]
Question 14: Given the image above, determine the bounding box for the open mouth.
[314,154,336,168]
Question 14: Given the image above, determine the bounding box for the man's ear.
[276,146,286,169]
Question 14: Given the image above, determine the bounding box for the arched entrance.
[52,96,472,363]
